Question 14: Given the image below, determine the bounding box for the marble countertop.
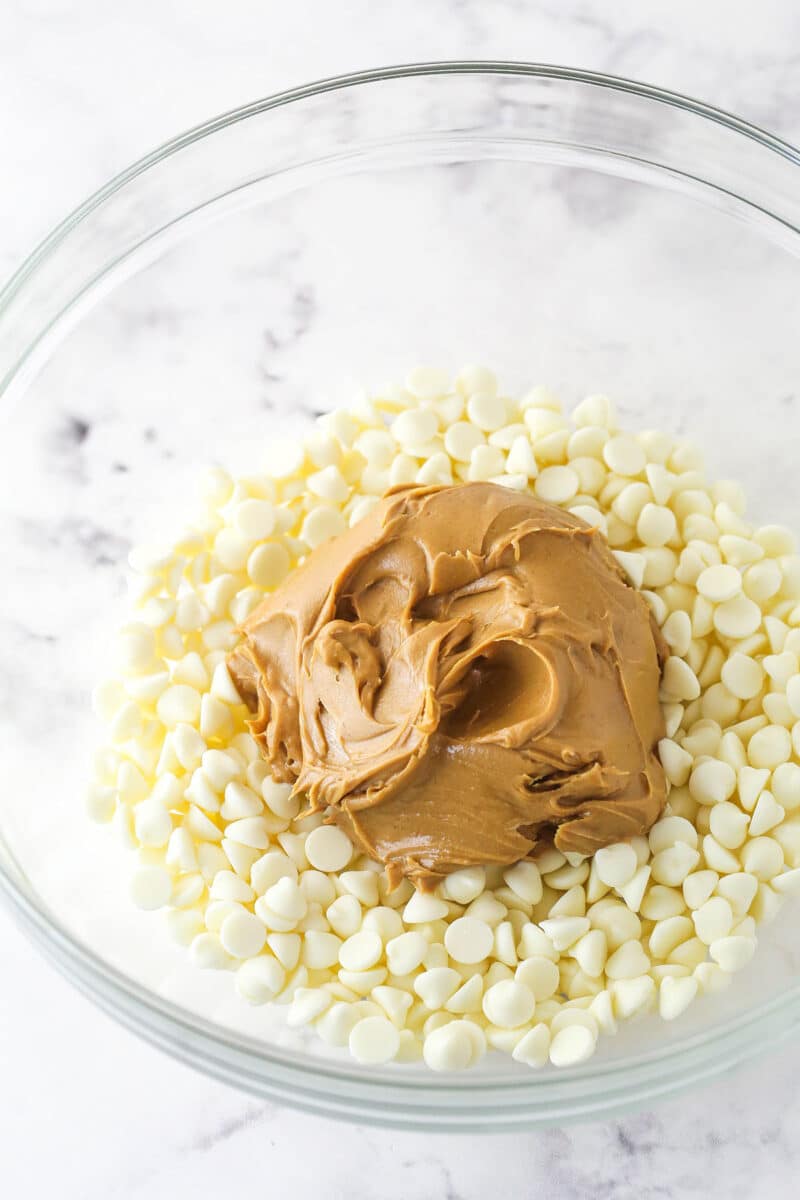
[3,2,800,1196]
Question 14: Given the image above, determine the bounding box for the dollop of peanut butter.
[228,483,667,889]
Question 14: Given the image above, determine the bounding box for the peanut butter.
[228,483,667,889]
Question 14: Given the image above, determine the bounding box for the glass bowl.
[1,62,800,1132]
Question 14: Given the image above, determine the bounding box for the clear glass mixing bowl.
[1,63,799,1132]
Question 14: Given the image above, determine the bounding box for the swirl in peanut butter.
[228,483,667,889]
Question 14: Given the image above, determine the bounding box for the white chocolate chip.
[443,421,485,462]
[539,916,590,951]
[304,826,353,872]
[709,803,749,849]
[467,391,507,432]
[748,725,792,769]
[772,763,800,809]
[613,551,646,588]
[593,843,638,888]
[661,657,701,702]
[603,435,646,477]
[650,843,701,886]
[713,594,762,640]
[511,1023,551,1067]
[482,980,536,1028]
[696,564,741,602]
[301,506,347,548]
[440,866,486,905]
[637,503,677,548]
[414,967,462,1010]
[740,837,784,881]
[534,465,579,504]
[444,917,494,964]
[611,975,655,1019]
[220,910,267,958]
[339,930,383,972]
[605,940,650,980]
[692,896,734,944]
[403,892,449,923]
[709,936,756,973]
[659,975,698,1020]
[349,1016,400,1064]
[689,759,736,806]
[423,1020,478,1071]
[749,791,785,837]
[386,931,429,975]
[648,816,698,855]
[549,1024,596,1067]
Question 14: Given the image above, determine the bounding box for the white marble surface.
[3,2,800,1196]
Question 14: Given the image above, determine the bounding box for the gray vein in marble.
[44,413,92,483]
[186,1101,266,1153]
[99,1101,271,1199]
[399,1155,465,1200]
[8,512,131,568]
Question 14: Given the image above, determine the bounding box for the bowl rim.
[2,59,799,318]
[2,59,800,1123]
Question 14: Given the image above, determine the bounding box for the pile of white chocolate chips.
[88,367,800,1072]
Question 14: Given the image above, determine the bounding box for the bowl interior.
[1,66,800,1127]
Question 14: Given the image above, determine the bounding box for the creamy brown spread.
[228,483,667,889]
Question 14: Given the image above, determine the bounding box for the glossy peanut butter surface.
[229,483,667,888]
